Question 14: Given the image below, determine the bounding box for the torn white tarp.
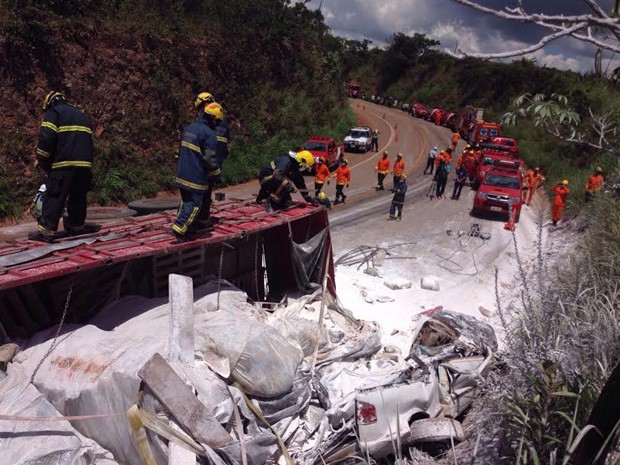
[0,364,118,465]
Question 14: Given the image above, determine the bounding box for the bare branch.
[448,0,620,59]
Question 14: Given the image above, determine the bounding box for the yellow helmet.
[194,91,214,109]
[42,91,65,110]
[204,102,224,119]
[562,179,569,185]
[317,191,327,201]
[296,150,314,170]
[595,166,603,173]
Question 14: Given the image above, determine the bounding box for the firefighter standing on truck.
[171,100,223,240]
[333,158,351,204]
[375,151,390,190]
[391,152,405,191]
[450,131,460,150]
[192,91,229,228]
[256,150,315,211]
[29,91,100,243]
[314,157,330,196]
[584,167,604,202]
[551,180,570,226]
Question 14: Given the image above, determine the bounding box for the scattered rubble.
[0,276,498,464]
[420,276,440,291]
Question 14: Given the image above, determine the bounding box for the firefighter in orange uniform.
[375,151,390,190]
[584,166,604,202]
[450,131,460,150]
[314,157,331,196]
[551,180,570,226]
[333,158,351,204]
[523,166,544,205]
[391,152,405,190]
[434,149,451,168]
[463,149,478,184]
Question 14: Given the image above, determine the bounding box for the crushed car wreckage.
[1,278,497,465]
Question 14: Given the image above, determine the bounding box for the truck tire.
[128,198,179,215]
[409,418,465,443]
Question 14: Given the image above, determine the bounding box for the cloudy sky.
[297,0,618,74]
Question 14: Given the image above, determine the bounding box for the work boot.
[341,194,346,203]
[552,220,558,226]
[28,230,55,243]
[66,223,101,236]
[396,216,402,221]
[387,215,396,221]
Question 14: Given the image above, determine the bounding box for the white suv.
[344,126,372,153]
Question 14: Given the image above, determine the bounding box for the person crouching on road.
[391,152,405,192]
[315,191,331,209]
[551,179,570,226]
[388,175,407,220]
[584,166,604,202]
[333,159,351,204]
[29,91,100,243]
[171,101,223,240]
[375,151,390,190]
[314,157,331,196]
[256,150,315,212]
[452,165,467,200]
[423,146,437,175]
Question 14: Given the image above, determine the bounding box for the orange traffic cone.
[504,206,516,231]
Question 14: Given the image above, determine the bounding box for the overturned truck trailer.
[0,198,334,340]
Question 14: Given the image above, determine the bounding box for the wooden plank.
[138,353,233,448]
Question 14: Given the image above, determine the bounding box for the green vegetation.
[0,0,353,218]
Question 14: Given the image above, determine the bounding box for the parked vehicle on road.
[411,102,430,118]
[485,136,518,155]
[471,149,517,190]
[343,127,372,153]
[473,160,524,222]
[303,135,344,168]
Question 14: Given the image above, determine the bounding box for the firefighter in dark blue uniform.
[195,99,230,227]
[28,91,100,243]
[171,101,222,240]
[256,150,315,211]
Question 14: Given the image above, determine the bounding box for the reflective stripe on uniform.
[175,177,209,191]
[377,170,388,174]
[172,206,200,234]
[36,148,51,158]
[274,179,290,196]
[208,168,221,177]
[259,175,273,186]
[57,125,93,134]
[216,136,228,143]
[181,140,201,153]
[51,160,92,169]
[41,121,58,132]
[37,224,56,235]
